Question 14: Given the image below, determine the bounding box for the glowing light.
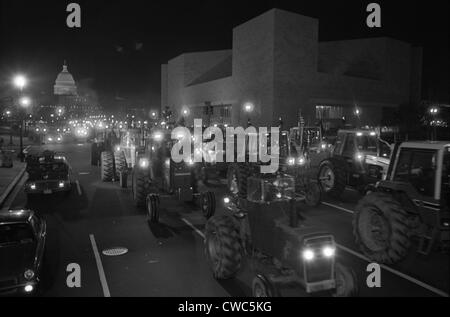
[322,246,336,257]
[302,249,315,261]
[13,75,27,89]
[243,102,254,113]
[24,284,34,293]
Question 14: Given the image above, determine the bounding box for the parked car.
[0,210,46,295]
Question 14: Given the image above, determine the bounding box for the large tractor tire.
[227,163,250,199]
[205,215,242,279]
[333,263,358,297]
[353,192,410,264]
[101,151,114,182]
[114,150,127,175]
[200,191,216,219]
[318,159,346,197]
[132,168,151,208]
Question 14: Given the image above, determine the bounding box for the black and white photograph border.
[0,0,448,301]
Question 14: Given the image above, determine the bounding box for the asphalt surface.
[4,142,450,297]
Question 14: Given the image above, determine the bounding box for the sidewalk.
[0,155,27,207]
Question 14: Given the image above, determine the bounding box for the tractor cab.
[353,141,450,264]
[385,141,450,206]
[332,129,391,181]
[289,126,324,154]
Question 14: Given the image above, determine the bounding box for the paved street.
[4,142,449,297]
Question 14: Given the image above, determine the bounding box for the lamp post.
[243,102,254,127]
[354,107,361,128]
[13,75,28,162]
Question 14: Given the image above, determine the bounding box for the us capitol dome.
[54,61,77,95]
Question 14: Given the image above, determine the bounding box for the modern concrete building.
[161,9,422,131]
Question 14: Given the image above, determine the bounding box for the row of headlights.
[287,156,306,166]
[302,246,336,261]
[29,181,66,190]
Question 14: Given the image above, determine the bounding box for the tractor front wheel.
[205,215,242,279]
[201,191,216,219]
[318,160,346,197]
[333,263,358,297]
[252,275,279,297]
[353,192,410,264]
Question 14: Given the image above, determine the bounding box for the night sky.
[0,0,449,109]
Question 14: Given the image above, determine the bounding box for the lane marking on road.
[181,218,205,239]
[75,180,82,196]
[23,145,32,154]
[79,172,90,175]
[89,234,111,297]
[322,201,355,214]
[336,243,449,297]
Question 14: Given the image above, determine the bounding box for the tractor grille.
[303,235,335,285]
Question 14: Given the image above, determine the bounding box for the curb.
[0,165,27,209]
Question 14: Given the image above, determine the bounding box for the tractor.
[227,124,322,207]
[353,141,450,264]
[205,171,358,297]
[131,129,216,223]
[309,129,392,197]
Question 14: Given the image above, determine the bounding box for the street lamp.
[354,107,362,128]
[13,75,27,91]
[12,75,28,162]
[243,102,254,126]
[19,97,31,107]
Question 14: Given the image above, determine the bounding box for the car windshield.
[356,135,378,152]
[0,223,35,246]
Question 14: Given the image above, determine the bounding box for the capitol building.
[54,61,78,96]
[52,61,101,117]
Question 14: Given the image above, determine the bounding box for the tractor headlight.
[24,269,35,280]
[223,197,230,204]
[322,246,336,258]
[59,181,65,188]
[321,143,327,150]
[297,156,306,166]
[287,157,295,166]
[302,249,315,261]
[48,137,53,142]
[355,152,365,162]
[30,184,36,190]
[139,158,149,169]
[115,145,121,152]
